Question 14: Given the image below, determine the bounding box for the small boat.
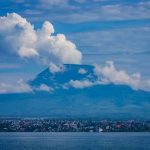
[99,128,103,132]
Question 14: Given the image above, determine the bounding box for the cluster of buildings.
[0,119,149,132]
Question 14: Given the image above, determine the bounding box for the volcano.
[0,64,150,119]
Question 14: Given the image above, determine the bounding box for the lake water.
[0,132,149,150]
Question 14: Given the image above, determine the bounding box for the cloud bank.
[0,13,82,64]
[65,61,150,92]
[0,61,150,93]
[94,61,141,90]
[0,79,32,94]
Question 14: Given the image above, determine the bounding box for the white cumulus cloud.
[49,62,65,74]
[66,79,94,89]
[0,13,82,64]
[18,47,39,58]
[94,61,150,91]
[38,84,54,92]
[78,68,87,74]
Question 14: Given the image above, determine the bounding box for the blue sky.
[0,0,150,85]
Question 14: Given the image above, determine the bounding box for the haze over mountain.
[0,64,150,119]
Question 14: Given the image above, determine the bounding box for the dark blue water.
[0,132,149,150]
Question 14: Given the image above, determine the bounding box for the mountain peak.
[30,64,97,89]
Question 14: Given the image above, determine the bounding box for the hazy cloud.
[38,0,68,5]
[51,1,150,23]
[0,79,32,94]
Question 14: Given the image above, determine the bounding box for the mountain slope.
[0,64,150,119]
